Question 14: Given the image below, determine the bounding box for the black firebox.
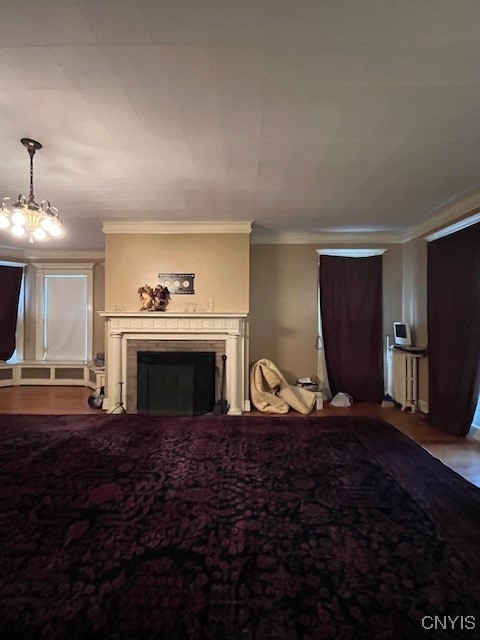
[137,351,216,416]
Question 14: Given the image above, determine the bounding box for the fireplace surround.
[99,312,247,415]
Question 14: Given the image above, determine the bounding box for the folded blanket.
[250,358,316,415]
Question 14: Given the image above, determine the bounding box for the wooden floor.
[1,386,479,488]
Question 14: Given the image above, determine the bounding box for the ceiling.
[1,0,480,251]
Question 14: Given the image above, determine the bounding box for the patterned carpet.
[0,414,479,639]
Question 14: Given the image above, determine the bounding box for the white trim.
[316,248,386,257]
[0,245,104,260]
[404,188,480,242]
[418,399,429,414]
[0,361,103,390]
[33,263,94,362]
[31,262,96,271]
[424,211,480,242]
[0,259,28,267]
[99,311,248,319]
[251,231,402,245]
[100,312,247,415]
[469,425,480,441]
[102,221,253,235]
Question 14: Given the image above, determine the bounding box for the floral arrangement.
[138,284,170,312]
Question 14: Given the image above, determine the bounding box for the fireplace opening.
[137,351,216,416]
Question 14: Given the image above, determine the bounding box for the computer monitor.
[393,321,412,346]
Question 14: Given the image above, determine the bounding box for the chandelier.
[0,138,63,243]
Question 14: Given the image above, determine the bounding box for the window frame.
[33,263,94,362]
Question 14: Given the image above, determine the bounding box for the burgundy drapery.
[320,255,384,402]
[426,222,480,436]
[0,265,23,361]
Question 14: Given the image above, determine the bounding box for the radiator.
[389,347,421,412]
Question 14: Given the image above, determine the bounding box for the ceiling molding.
[424,211,480,242]
[0,259,28,267]
[0,245,104,261]
[102,221,253,235]
[31,262,96,271]
[250,231,405,245]
[316,248,386,257]
[402,189,480,243]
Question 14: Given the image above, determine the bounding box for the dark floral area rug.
[0,414,480,640]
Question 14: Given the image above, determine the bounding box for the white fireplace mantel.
[99,312,248,415]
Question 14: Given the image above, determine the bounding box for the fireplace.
[99,312,248,415]
[137,351,216,416]
[126,338,225,413]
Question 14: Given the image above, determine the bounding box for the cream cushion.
[250,358,316,415]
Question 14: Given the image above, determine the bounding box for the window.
[317,250,385,402]
[34,263,94,362]
[316,249,386,400]
[8,273,25,363]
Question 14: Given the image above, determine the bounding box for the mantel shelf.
[99,311,248,318]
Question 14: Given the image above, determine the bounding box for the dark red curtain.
[0,265,23,361]
[320,255,383,402]
[426,222,480,436]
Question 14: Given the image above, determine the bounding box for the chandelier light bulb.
[32,227,47,241]
[0,138,64,243]
[11,209,26,226]
[11,224,26,237]
[40,216,54,232]
[49,222,63,237]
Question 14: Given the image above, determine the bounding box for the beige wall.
[402,237,428,345]
[104,233,250,313]
[250,243,405,386]
[249,244,319,383]
[382,245,404,346]
[402,237,428,403]
[92,262,105,355]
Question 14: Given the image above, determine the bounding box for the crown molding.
[424,210,480,242]
[0,259,28,267]
[31,262,96,271]
[403,188,480,243]
[250,230,405,245]
[0,244,104,261]
[316,248,387,256]
[102,221,253,235]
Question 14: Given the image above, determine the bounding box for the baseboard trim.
[470,425,480,441]
[0,362,104,390]
[418,399,429,414]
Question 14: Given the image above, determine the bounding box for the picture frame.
[158,273,195,294]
